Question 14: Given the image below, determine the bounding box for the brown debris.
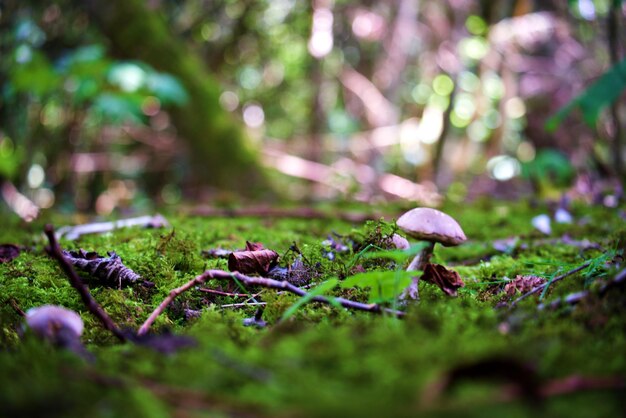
[504,275,546,297]
[0,243,20,263]
[228,242,279,276]
[421,263,465,296]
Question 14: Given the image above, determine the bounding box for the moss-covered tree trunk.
[84,0,268,194]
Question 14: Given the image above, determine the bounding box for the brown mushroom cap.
[397,207,466,247]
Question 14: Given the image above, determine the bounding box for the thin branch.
[510,261,591,308]
[198,288,261,298]
[138,270,215,335]
[538,267,626,310]
[220,302,267,309]
[139,269,405,335]
[55,214,169,240]
[6,298,25,317]
[213,271,406,318]
[43,225,126,342]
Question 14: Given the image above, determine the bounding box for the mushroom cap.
[396,207,466,246]
[26,305,84,340]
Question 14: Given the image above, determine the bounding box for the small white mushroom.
[26,305,84,342]
[396,207,467,299]
[391,233,410,250]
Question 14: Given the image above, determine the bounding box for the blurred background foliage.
[0,0,625,216]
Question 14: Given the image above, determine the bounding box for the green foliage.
[281,278,340,320]
[341,270,413,303]
[520,149,576,189]
[546,57,626,131]
[362,243,428,263]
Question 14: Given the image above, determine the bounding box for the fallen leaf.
[421,263,465,296]
[504,275,546,297]
[228,244,279,276]
[0,244,20,263]
[63,249,142,286]
[245,241,265,251]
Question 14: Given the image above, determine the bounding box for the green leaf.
[341,271,414,303]
[10,51,60,97]
[520,148,575,187]
[0,139,24,179]
[281,279,340,320]
[546,57,626,131]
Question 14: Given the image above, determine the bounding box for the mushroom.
[396,207,467,299]
[25,305,90,359]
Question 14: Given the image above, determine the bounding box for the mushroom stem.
[407,242,435,271]
[402,242,435,300]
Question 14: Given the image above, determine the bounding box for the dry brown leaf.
[421,263,465,296]
[228,246,279,276]
[504,275,546,297]
[245,241,265,251]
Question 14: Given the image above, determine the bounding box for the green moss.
[1,201,625,417]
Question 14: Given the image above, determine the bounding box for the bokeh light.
[487,155,520,181]
[243,103,265,128]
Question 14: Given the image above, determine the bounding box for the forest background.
[1,0,625,214]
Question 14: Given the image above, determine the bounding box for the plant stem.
[510,261,591,308]
[43,225,126,342]
[406,241,434,271]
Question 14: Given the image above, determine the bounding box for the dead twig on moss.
[198,288,261,298]
[43,224,126,342]
[538,267,626,310]
[139,269,405,335]
[509,261,591,308]
[220,302,267,309]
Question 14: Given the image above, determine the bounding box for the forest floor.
[1,199,625,418]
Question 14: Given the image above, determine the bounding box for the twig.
[43,224,126,342]
[538,267,626,310]
[6,298,25,317]
[138,270,215,335]
[55,214,170,240]
[198,288,261,298]
[220,302,267,309]
[139,269,405,335]
[510,261,591,308]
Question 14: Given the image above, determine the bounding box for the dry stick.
[539,267,626,310]
[510,261,591,308]
[138,269,405,335]
[44,224,126,342]
[198,288,260,298]
[220,302,267,309]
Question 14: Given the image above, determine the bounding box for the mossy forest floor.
[1,199,625,418]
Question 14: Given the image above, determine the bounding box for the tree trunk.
[84,0,269,195]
